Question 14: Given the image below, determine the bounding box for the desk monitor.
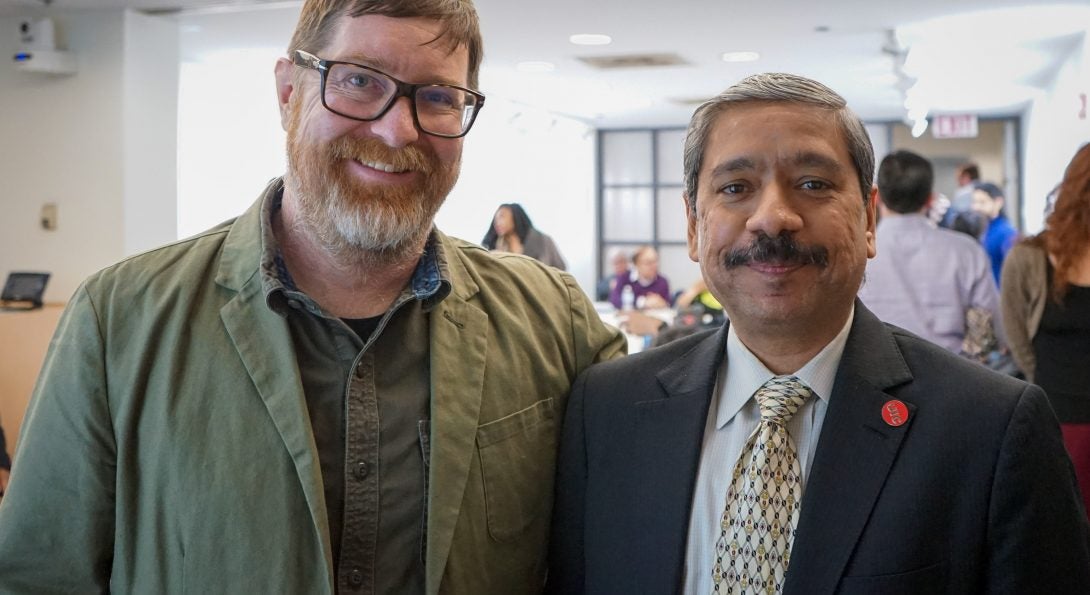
[1,271,50,309]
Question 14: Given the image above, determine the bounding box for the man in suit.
[549,73,1090,594]
[0,1,623,593]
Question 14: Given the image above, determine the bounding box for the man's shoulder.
[883,322,1028,406]
[439,231,573,290]
[581,328,718,387]
[82,219,236,300]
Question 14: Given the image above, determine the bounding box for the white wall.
[438,100,598,292]
[0,10,180,303]
[1022,31,1090,234]
[123,11,179,255]
[0,12,126,304]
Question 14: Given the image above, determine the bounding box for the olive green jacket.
[0,189,625,594]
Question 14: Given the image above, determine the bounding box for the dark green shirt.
[259,191,450,593]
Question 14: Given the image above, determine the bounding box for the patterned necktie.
[712,375,813,594]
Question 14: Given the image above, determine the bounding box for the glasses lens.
[415,85,479,136]
[324,62,395,119]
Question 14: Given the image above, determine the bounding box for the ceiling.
[5,0,1089,127]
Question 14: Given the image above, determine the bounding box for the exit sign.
[932,114,979,139]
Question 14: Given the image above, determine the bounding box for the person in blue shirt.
[971,182,1019,283]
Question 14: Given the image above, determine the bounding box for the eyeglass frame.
[291,49,486,139]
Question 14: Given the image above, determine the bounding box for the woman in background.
[482,203,566,270]
[1001,143,1090,513]
[608,245,670,310]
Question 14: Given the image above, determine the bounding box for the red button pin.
[881,399,909,427]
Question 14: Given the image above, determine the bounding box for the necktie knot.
[756,375,812,425]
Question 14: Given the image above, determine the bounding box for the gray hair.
[683,72,875,212]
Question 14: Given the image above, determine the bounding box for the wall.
[1022,31,1090,234]
[0,12,126,304]
[122,10,179,255]
[439,100,597,292]
[0,10,180,304]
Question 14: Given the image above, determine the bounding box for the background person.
[1001,143,1090,513]
[608,245,671,309]
[481,202,566,269]
[549,72,1090,594]
[0,1,624,592]
[596,247,630,301]
[0,422,9,498]
[858,150,1001,354]
[940,162,980,228]
[971,181,1019,283]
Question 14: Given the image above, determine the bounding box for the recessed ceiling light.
[516,61,556,73]
[721,51,760,63]
[570,33,612,46]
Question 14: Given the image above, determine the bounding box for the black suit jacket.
[549,302,1090,594]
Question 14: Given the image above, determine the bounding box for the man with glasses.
[0,1,623,593]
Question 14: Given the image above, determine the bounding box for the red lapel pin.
[881,399,909,427]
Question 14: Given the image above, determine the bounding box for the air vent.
[577,53,689,70]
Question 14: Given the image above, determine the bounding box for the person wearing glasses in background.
[0,1,624,593]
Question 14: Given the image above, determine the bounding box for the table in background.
[595,302,674,354]
[0,304,65,458]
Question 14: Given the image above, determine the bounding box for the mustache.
[725,232,829,268]
[328,136,433,175]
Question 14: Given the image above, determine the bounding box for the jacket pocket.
[476,397,560,542]
[836,560,947,594]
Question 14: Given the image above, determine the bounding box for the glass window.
[655,129,686,185]
[602,131,653,185]
[602,187,654,241]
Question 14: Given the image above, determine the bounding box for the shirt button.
[354,362,365,379]
[349,569,364,588]
[287,299,302,310]
[355,461,369,480]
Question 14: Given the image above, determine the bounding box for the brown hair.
[1033,143,1090,302]
[288,0,484,89]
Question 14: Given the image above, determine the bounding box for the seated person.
[0,423,9,497]
[674,278,725,324]
[596,248,630,302]
[481,203,567,270]
[621,279,727,349]
[608,246,671,309]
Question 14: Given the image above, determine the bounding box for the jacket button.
[349,569,364,588]
[355,461,369,480]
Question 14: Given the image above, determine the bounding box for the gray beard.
[285,172,435,268]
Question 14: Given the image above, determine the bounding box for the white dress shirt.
[682,308,855,594]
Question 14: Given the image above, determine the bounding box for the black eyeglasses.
[292,50,485,138]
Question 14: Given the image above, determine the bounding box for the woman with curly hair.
[482,203,566,270]
[1002,143,1090,512]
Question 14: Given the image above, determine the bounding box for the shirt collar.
[257,184,452,316]
[716,305,855,429]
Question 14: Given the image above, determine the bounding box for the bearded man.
[0,1,623,593]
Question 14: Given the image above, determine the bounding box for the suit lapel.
[424,243,488,594]
[626,327,727,591]
[784,303,915,595]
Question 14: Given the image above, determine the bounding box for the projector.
[13,49,77,75]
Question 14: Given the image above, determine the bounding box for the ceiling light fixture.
[570,33,612,46]
[721,51,760,63]
[516,61,555,73]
